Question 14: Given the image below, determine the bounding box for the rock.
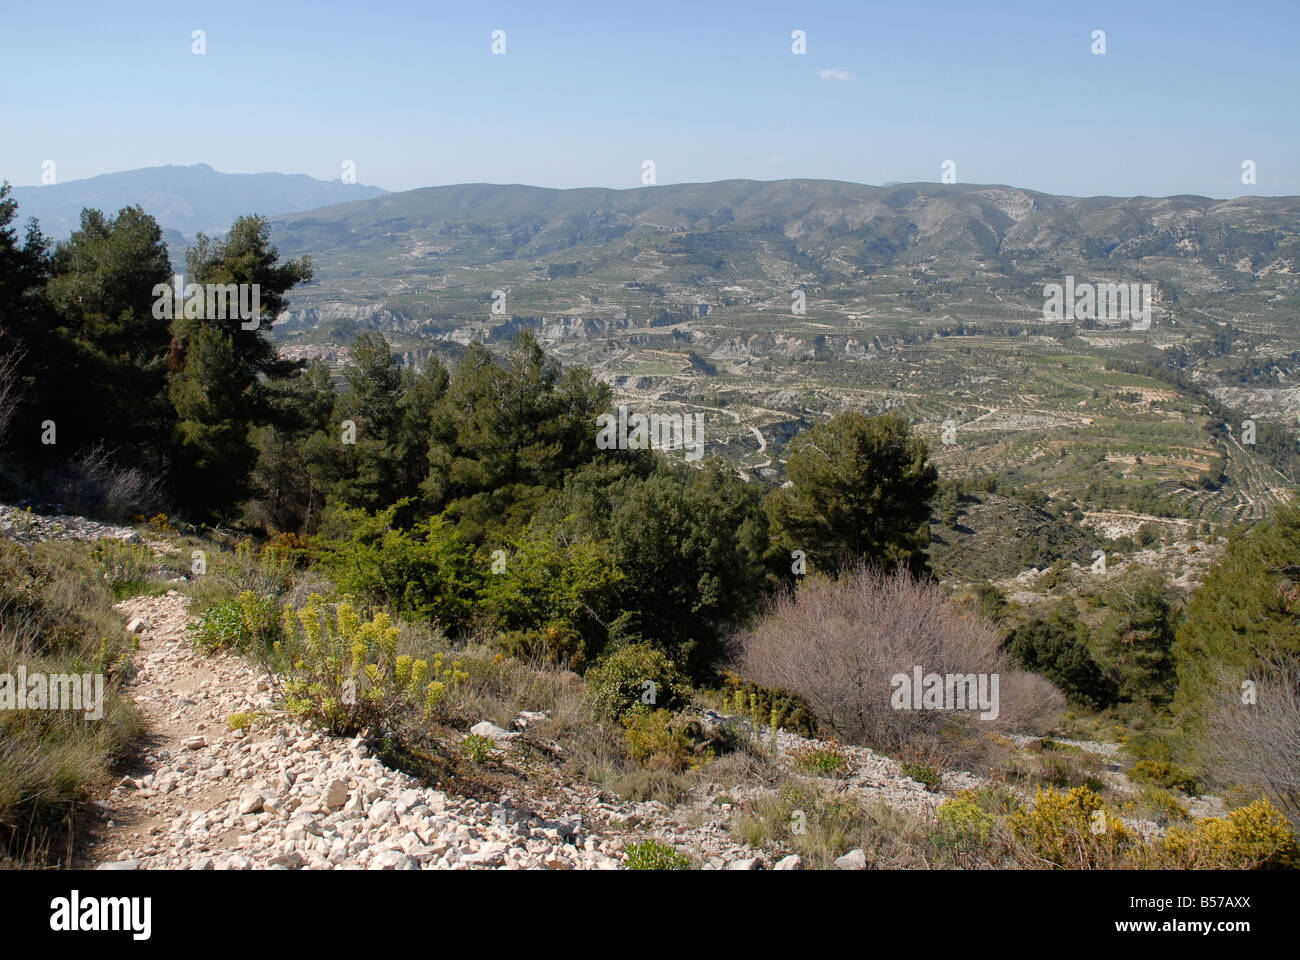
[834,848,867,870]
[126,618,147,634]
[512,710,549,730]
[469,721,514,740]
[774,855,804,871]
[269,852,305,870]
[461,842,508,866]
[238,790,264,815]
[726,857,763,870]
[367,800,396,824]
[369,850,418,870]
[550,816,582,842]
[183,736,206,751]
[97,859,140,870]
[323,779,350,810]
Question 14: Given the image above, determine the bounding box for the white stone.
[834,848,867,870]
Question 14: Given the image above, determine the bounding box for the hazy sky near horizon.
[5,0,1298,198]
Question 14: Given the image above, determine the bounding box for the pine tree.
[0,182,51,458]
[423,330,608,544]
[1099,570,1180,707]
[325,331,406,511]
[44,206,174,469]
[247,358,334,532]
[766,411,938,576]
[168,215,311,519]
[1174,504,1300,725]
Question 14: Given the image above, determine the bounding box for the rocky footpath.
[0,503,143,546]
[89,593,772,870]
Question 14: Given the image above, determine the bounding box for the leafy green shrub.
[585,643,693,724]
[461,734,495,764]
[531,460,770,680]
[623,709,714,772]
[315,503,482,633]
[272,595,445,735]
[1005,601,1117,709]
[901,760,943,790]
[188,590,281,655]
[480,524,624,670]
[624,838,692,870]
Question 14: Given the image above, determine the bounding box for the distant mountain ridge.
[269,178,1300,271]
[9,163,386,239]
[260,178,1300,331]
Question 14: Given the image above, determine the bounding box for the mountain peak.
[10,164,385,239]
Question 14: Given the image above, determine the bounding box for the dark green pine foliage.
[1097,569,1181,708]
[246,358,335,533]
[44,206,174,470]
[168,215,311,520]
[326,331,407,512]
[1005,600,1117,709]
[531,457,770,679]
[765,411,938,577]
[1174,504,1300,727]
[423,329,610,545]
[0,182,53,459]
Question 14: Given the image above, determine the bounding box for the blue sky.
[4,0,1297,197]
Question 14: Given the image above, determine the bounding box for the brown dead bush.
[739,564,1064,748]
[1203,655,1300,828]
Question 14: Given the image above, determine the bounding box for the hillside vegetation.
[1,179,1297,870]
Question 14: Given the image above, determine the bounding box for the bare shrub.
[1203,655,1300,828]
[997,670,1069,733]
[0,347,24,444]
[42,443,171,521]
[739,564,1064,748]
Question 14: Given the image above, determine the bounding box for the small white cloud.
[817,68,855,81]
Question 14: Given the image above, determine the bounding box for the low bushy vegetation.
[584,642,694,724]
[0,539,146,864]
[741,564,1065,749]
[188,590,282,655]
[624,838,692,870]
